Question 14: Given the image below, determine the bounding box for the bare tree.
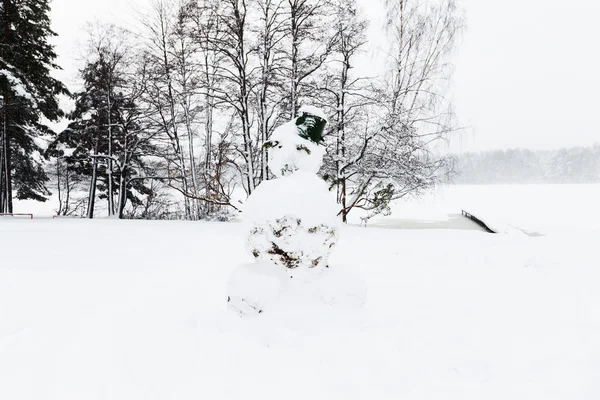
[38,0,464,223]
[184,0,239,214]
[334,0,464,222]
[317,0,371,222]
[50,157,86,217]
[167,2,212,218]
[186,0,221,206]
[139,0,194,218]
[251,0,288,181]
[209,0,258,195]
[285,0,336,117]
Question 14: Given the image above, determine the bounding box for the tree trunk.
[235,2,255,194]
[117,174,127,219]
[204,82,213,208]
[56,158,63,215]
[0,137,4,213]
[106,92,115,216]
[337,55,349,223]
[1,1,13,213]
[0,113,7,214]
[183,93,200,219]
[290,3,300,119]
[258,15,271,182]
[116,136,129,219]
[241,105,255,194]
[290,15,298,119]
[336,103,348,223]
[157,6,191,219]
[0,101,7,214]
[86,139,99,219]
[64,161,72,215]
[258,79,268,182]
[4,116,12,214]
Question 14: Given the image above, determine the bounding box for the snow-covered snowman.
[227,106,356,316]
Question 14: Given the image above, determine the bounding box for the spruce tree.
[0,0,68,213]
[48,33,155,219]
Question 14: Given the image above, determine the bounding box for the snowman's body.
[227,106,363,317]
[243,171,339,272]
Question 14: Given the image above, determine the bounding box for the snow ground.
[14,184,600,236]
[2,185,600,398]
[1,213,599,399]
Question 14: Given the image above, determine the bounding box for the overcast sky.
[49,0,600,152]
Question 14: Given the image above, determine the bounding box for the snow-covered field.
[366,183,600,235]
[1,185,599,399]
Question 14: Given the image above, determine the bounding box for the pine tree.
[48,56,109,218]
[48,28,157,219]
[0,0,68,213]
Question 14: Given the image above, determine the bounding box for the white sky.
[49,0,600,152]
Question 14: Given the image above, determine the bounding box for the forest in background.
[0,0,464,221]
[453,145,600,184]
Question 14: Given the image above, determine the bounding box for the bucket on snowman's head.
[295,111,327,144]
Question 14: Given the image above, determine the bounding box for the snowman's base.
[226,262,286,317]
[226,262,367,317]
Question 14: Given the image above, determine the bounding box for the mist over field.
[453,145,600,184]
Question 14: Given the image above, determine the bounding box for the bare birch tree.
[209,0,258,195]
[185,0,238,213]
[284,0,336,117]
[139,0,194,218]
[170,3,204,218]
[251,0,288,181]
[317,0,371,222]
[333,0,463,222]
[49,157,86,217]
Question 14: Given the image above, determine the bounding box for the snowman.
[227,106,353,316]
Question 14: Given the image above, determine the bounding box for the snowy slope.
[1,218,599,399]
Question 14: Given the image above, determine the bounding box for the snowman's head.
[264,106,328,178]
[295,106,327,144]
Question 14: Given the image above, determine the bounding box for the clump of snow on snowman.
[242,105,340,275]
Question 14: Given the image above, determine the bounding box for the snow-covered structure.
[228,106,364,316]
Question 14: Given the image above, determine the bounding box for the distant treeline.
[453,145,600,184]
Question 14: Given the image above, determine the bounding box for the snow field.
[362,184,600,236]
[1,218,599,399]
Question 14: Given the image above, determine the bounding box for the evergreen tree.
[0,0,68,213]
[48,28,156,218]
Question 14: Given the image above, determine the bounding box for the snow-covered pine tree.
[48,26,155,219]
[0,0,68,213]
